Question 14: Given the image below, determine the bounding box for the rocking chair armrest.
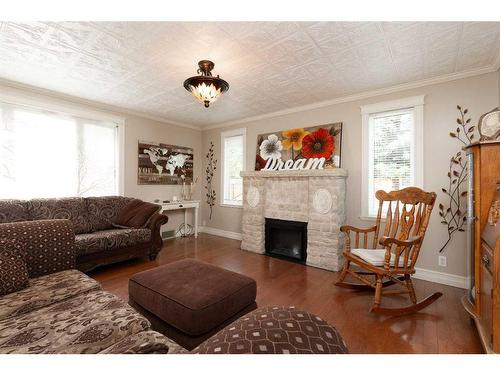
[340,225,377,234]
[378,235,422,248]
[341,225,377,253]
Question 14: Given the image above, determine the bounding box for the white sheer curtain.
[223,134,244,205]
[367,108,415,216]
[0,102,119,199]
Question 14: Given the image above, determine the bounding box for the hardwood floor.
[89,233,483,354]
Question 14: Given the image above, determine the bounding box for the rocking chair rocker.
[335,187,442,315]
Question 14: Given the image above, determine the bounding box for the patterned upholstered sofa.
[0,219,348,354]
[0,196,168,271]
[0,219,180,354]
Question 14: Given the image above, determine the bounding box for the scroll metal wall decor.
[438,105,476,253]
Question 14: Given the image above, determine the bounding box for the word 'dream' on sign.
[262,157,325,171]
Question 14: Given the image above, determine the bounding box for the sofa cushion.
[27,197,91,234]
[0,220,76,278]
[100,330,175,354]
[0,269,101,321]
[86,196,134,232]
[0,238,27,260]
[192,306,349,354]
[351,248,411,267]
[0,200,29,224]
[0,241,29,296]
[129,259,257,336]
[75,228,151,256]
[113,199,161,229]
[0,290,150,354]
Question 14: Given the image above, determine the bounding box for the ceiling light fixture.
[183,60,229,108]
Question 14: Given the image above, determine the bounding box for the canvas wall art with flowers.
[255,122,342,171]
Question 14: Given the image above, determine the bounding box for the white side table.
[159,200,200,238]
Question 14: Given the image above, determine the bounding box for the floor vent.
[162,230,175,239]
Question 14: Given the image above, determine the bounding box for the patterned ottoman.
[192,306,348,354]
[129,259,257,350]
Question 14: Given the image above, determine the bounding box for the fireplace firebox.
[265,218,307,263]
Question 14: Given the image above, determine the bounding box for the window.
[0,100,123,199]
[221,128,246,207]
[361,96,424,219]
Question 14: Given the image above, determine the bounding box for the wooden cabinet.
[480,242,493,345]
[463,141,500,353]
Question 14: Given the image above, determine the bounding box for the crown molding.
[1,61,497,133]
[202,64,498,131]
[0,78,203,131]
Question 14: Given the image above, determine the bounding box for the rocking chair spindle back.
[335,187,441,315]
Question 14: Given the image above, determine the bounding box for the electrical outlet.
[202,220,206,226]
[438,255,447,267]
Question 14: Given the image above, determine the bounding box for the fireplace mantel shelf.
[241,168,348,178]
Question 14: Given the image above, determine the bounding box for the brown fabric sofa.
[0,220,348,355]
[0,196,168,272]
[0,219,178,354]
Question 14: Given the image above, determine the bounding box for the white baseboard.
[199,226,243,241]
[196,227,468,289]
[414,267,468,289]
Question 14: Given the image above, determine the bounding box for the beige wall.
[201,72,500,277]
[3,71,499,277]
[0,83,202,236]
[122,116,202,235]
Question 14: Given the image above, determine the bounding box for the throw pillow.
[0,240,29,296]
[0,238,27,260]
[113,199,161,229]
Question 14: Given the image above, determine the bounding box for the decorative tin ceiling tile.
[0,21,498,127]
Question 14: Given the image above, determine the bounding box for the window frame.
[220,127,246,208]
[0,90,125,197]
[360,95,425,220]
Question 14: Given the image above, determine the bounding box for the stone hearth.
[240,169,347,271]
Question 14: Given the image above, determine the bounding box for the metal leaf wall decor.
[438,105,476,253]
[205,141,217,220]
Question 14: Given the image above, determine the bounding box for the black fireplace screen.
[265,218,307,262]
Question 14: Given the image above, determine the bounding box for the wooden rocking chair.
[335,187,442,315]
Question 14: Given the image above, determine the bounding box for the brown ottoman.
[192,306,349,354]
[128,259,257,350]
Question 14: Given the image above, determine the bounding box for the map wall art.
[138,140,194,185]
[255,122,343,171]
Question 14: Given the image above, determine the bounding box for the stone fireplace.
[240,169,347,271]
